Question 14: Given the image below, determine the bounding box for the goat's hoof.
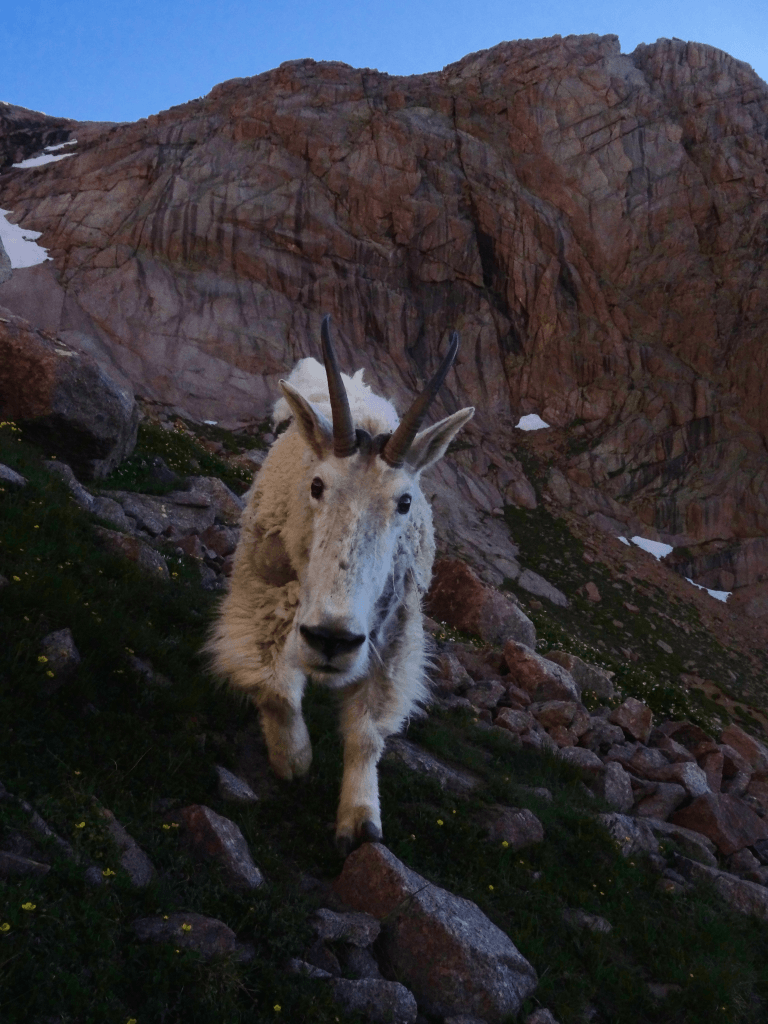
[359,820,382,844]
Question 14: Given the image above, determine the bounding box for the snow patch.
[630,536,674,560]
[625,534,730,602]
[516,413,550,431]
[203,420,218,426]
[0,208,51,268]
[618,536,631,546]
[686,578,731,603]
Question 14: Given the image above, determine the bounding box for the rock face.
[3,36,768,600]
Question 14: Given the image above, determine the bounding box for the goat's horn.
[321,314,357,458]
[381,331,460,469]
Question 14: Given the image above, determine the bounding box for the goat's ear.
[278,380,333,458]
[405,407,474,473]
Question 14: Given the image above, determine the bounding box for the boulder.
[94,805,155,888]
[608,698,653,744]
[719,724,768,774]
[480,806,545,851]
[132,912,238,959]
[329,978,417,1024]
[543,651,615,699]
[0,463,26,487]
[312,908,380,947]
[383,738,481,798]
[40,628,81,687]
[502,641,580,702]
[0,309,137,479]
[93,526,169,579]
[672,856,768,921]
[334,843,538,1022]
[669,793,768,855]
[426,559,536,648]
[174,804,265,889]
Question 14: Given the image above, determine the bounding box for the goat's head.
[279,316,474,685]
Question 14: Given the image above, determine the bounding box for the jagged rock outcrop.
[2,35,768,601]
[0,308,138,478]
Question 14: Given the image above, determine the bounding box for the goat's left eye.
[396,494,411,515]
[310,477,325,500]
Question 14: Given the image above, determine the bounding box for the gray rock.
[94,527,170,579]
[186,475,244,525]
[95,804,155,888]
[384,737,481,797]
[334,843,538,1022]
[0,850,51,877]
[562,908,613,934]
[673,855,768,920]
[313,907,381,947]
[286,958,333,979]
[594,761,634,812]
[338,945,383,979]
[494,708,536,734]
[133,912,239,959]
[330,978,418,1024]
[0,462,27,487]
[579,716,626,753]
[215,765,259,804]
[481,805,545,850]
[598,813,660,857]
[503,641,580,702]
[40,628,81,688]
[635,783,687,820]
[176,804,265,889]
[127,655,173,689]
[91,494,134,530]
[515,568,569,607]
[544,651,615,699]
[525,1011,561,1024]
[43,460,94,510]
[108,490,216,537]
[465,681,506,710]
[557,747,605,774]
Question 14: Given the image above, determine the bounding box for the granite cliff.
[1,33,768,608]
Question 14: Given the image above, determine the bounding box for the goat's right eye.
[310,477,325,500]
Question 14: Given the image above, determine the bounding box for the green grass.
[500,502,766,735]
[99,420,259,496]
[1,422,768,1023]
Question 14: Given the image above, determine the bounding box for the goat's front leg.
[253,664,311,781]
[335,686,388,856]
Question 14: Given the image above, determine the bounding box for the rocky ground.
[2,390,768,1021]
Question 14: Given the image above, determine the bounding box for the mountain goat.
[208,316,474,854]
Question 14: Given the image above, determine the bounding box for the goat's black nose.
[299,624,366,659]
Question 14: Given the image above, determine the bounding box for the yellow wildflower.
[181,923,192,933]
[75,822,85,829]
[436,819,444,826]
[21,903,36,911]
[102,869,116,877]
[0,923,10,932]
[37,655,48,663]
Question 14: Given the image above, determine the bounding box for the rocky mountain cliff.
[1,33,768,608]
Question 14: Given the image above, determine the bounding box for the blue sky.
[4,0,766,123]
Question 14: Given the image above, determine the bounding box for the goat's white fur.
[208,354,473,851]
